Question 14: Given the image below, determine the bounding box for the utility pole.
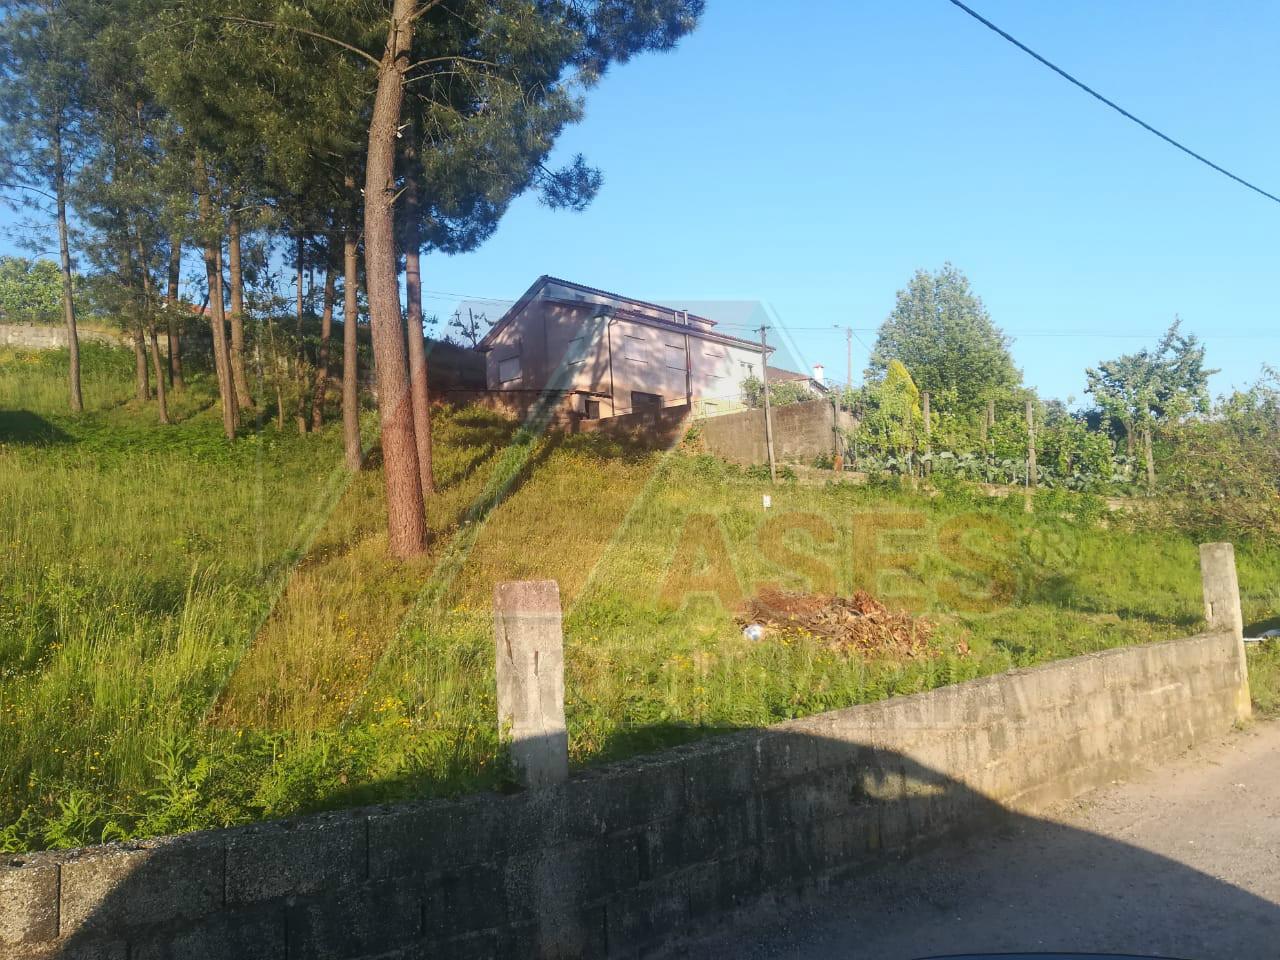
[922,391,932,476]
[1025,398,1036,512]
[984,397,995,478]
[845,326,853,397]
[759,325,777,484]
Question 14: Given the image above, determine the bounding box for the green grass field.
[3,343,1278,852]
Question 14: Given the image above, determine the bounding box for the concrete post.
[1024,399,1036,512]
[494,580,569,788]
[921,391,932,476]
[758,325,777,484]
[830,398,843,472]
[1199,542,1251,720]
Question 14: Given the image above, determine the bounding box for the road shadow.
[27,723,1280,959]
[0,410,72,446]
[1245,614,1280,637]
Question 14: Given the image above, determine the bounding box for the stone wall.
[697,398,837,465]
[423,342,488,392]
[0,324,125,350]
[438,388,581,428]
[576,404,692,448]
[1,630,1245,960]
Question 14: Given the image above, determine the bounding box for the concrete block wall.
[0,324,125,350]
[1,631,1243,959]
[439,388,581,428]
[576,405,692,448]
[697,399,837,465]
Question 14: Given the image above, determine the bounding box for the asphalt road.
[693,721,1280,960]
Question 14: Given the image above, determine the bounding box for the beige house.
[478,276,793,419]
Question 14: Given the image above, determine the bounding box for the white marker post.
[1199,542,1251,721]
[494,580,569,788]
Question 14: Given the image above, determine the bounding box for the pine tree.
[361,0,704,557]
[0,0,95,412]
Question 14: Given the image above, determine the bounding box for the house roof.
[477,275,768,354]
[766,366,807,382]
[767,366,831,393]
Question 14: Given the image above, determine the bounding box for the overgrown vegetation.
[1247,643,1280,718]
[0,255,68,324]
[3,346,1277,853]
[833,267,1280,545]
[742,374,814,409]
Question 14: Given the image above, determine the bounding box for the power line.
[848,327,876,354]
[420,290,513,305]
[816,325,1277,340]
[412,288,1279,340]
[728,321,1280,341]
[947,0,1280,206]
[1003,330,1278,340]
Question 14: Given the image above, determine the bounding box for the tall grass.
[0,343,137,415]
[3,347,1277,852]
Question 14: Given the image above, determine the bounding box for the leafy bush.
[742,375,813,408]
[1158,419,1280,542]
[744,462,797,482]
[0,256,64,324]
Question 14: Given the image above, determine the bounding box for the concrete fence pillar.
[494,579,569,788]
[1199,542,1251,720]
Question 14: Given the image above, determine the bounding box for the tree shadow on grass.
[206,415,568,734]
[1021,571,1202,631]
[0,410,72,446]
[438,418,523,487]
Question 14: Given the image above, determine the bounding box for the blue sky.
[5,1,1277,404]
[429,0,1279,403]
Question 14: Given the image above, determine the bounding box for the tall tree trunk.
[52,125,82,413]
[295,231,309,433]
[134,231,169,425]
[165,238,184,390]
[402,146,435,494]
[227,210,252,407]
[364,0,426,558]
[311,245,337,430]
[147,322,169,424]
[341,219,362,471]
[126,242,150,402]
[194,153,238,439]
[133,328,150,400]
[1143,423,1156,496]
[216,244,238,425]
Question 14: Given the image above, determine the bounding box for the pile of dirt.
[737,588,955,659]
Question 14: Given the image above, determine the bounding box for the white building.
[478,276,783,419]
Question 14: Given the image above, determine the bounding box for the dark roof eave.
[540,275,719,328]
[541,298,769,353]
[477,275,761,353]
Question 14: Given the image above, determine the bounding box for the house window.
[703,345,728,378]
[624,335,646,363]
[498,354,521,383]
[664,343,686,370]
[565,335,589,365]
[631,391,662,413]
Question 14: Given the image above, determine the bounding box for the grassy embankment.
[3,342,1278,852]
